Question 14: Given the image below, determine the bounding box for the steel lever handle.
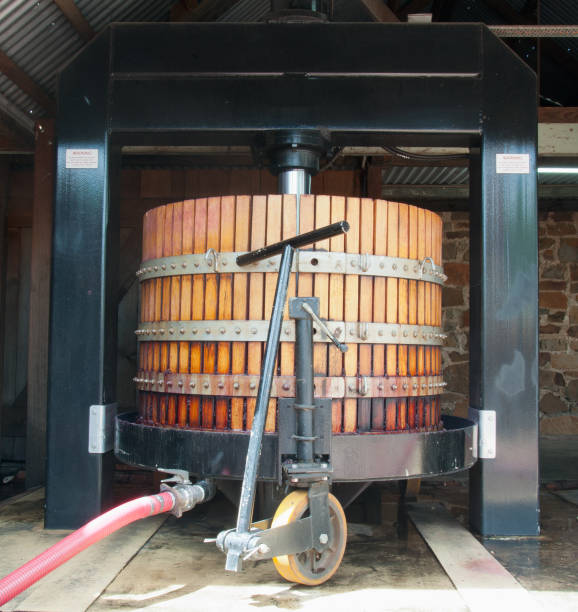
[301,302,348,353]
[236,220,349,266]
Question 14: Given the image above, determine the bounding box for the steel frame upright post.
[469,30,539,535]
[46,31,119,528]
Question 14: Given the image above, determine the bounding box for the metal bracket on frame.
[88,403,117,454]
[468,406,495,459]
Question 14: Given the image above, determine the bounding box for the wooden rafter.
[53,0,95,42]
[359,0,400,22]
[0,51,56,115]
[539,107,578,123]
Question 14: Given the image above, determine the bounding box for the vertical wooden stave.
[416,207,426,427]
[190,198,208,428]
[167,202,183,426]
[371,199,387,431]
[202,197,221,429]
[343,197,360,433]
[178,200,194,427]
[397,203,409,430]
[357,198,374,432]
[424,210,433,428]
[313,195,330,389]
[246,195,267,429]
[216,196,235,430]
[230,196,250,431]
[407,205,419,430]
[279,195,297,415]
[264,195,282,432]
[385,201,398,431]
[329,196,345,433]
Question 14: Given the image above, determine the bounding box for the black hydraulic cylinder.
[236,221,349,266]
[295,315,315,463]
[236,244,294,534]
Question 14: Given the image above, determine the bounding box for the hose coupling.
[158,468,216,518]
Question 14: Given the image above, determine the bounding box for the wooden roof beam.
[0,51,56,116]
[53,0,95,42]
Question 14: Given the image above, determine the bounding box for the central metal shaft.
[278,168,311,197]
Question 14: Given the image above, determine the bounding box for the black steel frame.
[47,23,539,535]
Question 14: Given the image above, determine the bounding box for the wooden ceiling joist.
[0,51,56,116]
[53,0,95,42]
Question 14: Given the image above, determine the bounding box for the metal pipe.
[235,244,295,535]
[278,168,311,196]
[295,315,315,463]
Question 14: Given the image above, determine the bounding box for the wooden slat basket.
[135,195,446,434]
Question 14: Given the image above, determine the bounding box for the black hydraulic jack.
[214,221,349,584]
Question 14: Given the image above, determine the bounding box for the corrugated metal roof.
[0,0,174,125]
[76,0,174,32]
[382,166,469,185]
[538,172,578,185]
[0,0,82,118]
[218,0,269,22]
[382,165,577,185]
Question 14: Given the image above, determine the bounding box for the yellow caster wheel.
[271,490,347,586]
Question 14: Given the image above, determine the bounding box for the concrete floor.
[1,436,577,611]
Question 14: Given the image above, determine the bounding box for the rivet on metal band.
[133,372,446,398]
[135,320,447,346]
[136,251,446,285]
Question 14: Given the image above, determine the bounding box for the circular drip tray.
[115,413,477,482]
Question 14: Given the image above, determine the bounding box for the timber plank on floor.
[408,502,539,612]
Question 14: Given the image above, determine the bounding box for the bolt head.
[319,533,329,545]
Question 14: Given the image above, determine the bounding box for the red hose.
[0,491,175,605]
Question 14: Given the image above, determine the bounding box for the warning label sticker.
[496,153,530,174]
[66,149,99,169]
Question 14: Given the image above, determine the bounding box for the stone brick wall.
[538,212,578,433]
[440,210,578,434]
[440,212,471,420]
